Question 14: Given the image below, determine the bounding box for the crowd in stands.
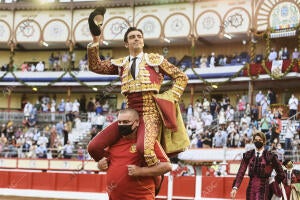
[183,91,300,162]
[0,95,120,160]
[167,46,300,69]
[0,90,299,164]
[268,47,300,62]
[168,51,251,69]
[1,47,299,72]
[0,51,113,72]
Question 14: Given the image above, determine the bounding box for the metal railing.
[0,111,79,123]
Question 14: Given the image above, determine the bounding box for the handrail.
[287,111,300,121]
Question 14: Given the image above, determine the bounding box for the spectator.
[266,89,276,105]
[77,145,85,160]
[79,95,87,113]
[36,144,47,158]
[65,99,74,122]
[63,123,69,145]
[58,99,65,113]
[63,140,73,159]
[72,99,80,116]
[285,120,296,155]
[255,90,264,106]
[281,47,289,60]
[251,105,259,128]
[79,57,88,71]
[0,133,8,156]
[49,52,55,70]
[209,52,216,68]
[35,61,45,72]
[21,138,31,158]
[87,98,95,120]
[190,134,199,148]
[55,120,64,136]
[49,125,57,149]
[218,108,226,125]
[37,132,49,147]
[94,114,106,132]
[228,129,239,148]
[61,52,69,70]
[202,130,213,148]
[203,110,213,127]
[30,63,36,72]
[260,115,270,134]
[102,100,110,113]
[288,94,298,119]
[237,99,245,118]
[34,100,42,112]
[50,99,56,122]
[200,54,207,68]
[203,98,210,111]
[186,104,193,122]
[240,113,251,127]
[271,115,282,143]
[210,98,217,119]
[95,101,103,115]
[74,116,81,129]
[275,143,285,162]
[260,97,269,117]
[213,129,226,148]
[21,62,28,72]
[292,48,299,59]
[225,105,234,122]
[23,101,33,118]
[268,48,277,61]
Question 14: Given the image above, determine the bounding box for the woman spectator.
[237,99,245,118]
[271,114,282,143]
[218,108,226,125]
[228,130,240,148]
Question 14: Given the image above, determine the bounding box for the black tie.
[130,57,137,79]
[255,152,260,166]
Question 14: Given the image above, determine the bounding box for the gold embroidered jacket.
[88,45,188,101]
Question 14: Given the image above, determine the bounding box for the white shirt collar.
[255,149,264,157]
[130,52,143,61]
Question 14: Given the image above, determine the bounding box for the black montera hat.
[88,7,106,36]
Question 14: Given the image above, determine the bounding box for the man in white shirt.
[255,91,264,106]
[35,61,45,72]
[288,94,298,118]
[209,52,215,68]
[292,48,300,59]
[268,48,277,61]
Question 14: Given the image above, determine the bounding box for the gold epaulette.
[111,56,129,67]
[145,53,164,66]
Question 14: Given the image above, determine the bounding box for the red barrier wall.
[0,170,249,199]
